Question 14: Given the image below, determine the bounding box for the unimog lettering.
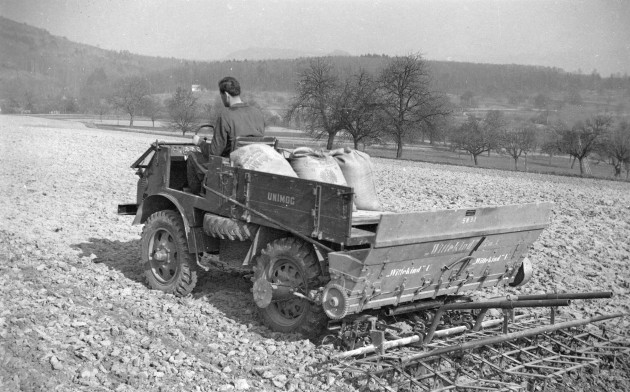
[267,192,295,206]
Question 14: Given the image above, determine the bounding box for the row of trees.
[107,78,277,135]
[72,57,630,178]
[286,54,450,158]
[551,116,630,177]
[100,53,451,158]
[450,111,519,166]
[107,79,216,134]
[450,111,630,178]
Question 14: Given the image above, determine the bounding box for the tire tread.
[141,210,198,296]
[254,237,328,338]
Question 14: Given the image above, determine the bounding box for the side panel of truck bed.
[205,164,355,244]
[327,202,553,313]
[241,170,354,243]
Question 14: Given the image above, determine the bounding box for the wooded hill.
[1,15,629,112]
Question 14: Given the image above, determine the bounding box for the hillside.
[224,47,352,61]
[0,17,183,97]
[1,16,629,115]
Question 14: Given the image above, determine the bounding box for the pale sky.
[1,0,629,76]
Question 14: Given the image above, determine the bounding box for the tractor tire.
[204,214,258,241]
[253,237,328,338]
[141,210,198,296]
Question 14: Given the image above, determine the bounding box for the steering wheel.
[194,124,214,138]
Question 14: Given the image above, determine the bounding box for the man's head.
[219,77,241,107]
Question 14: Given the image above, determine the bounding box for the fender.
[242,226,287,266]
[134,193,217,256]
[133,193,190,228]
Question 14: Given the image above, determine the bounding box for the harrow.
[319,291,630,391]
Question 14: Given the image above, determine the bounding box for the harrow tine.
[401,313,625,364]
[333,314,531,359]
[324,308,628,392]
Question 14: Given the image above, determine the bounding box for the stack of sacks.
[231,144,380,211]
[230,144,297,177]
[288,147,348,186]
[331,147,381,211]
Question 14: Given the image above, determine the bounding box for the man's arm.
[207,116,229,156]
[193,116,229,158]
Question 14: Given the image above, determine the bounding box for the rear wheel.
[141,210,198,296]
[253,237,328,338]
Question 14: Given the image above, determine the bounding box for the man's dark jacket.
[186,103,265,193]
[201,103,265,158]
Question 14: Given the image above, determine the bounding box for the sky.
[1,0,629,76]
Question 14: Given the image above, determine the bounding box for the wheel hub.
[149,229,178,283]
[253,278,273,308]
[153,248,169,262]
[268,260,307,321]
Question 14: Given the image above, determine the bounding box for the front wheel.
[141,210,198,296]
[253,237,328,338]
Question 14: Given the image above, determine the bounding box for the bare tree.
[111,76,151,126]
[338,69,384,149]
[96,99,112,122]
[142,96,162,128]
[378,54,450,158]
[554,115,613,176]
[483,110,506,156]
[455,117,482,165]
[167,87,199,135]
[498,124,537,170]
[597,120,630,177]
[286,58,345,149]
[449,116,495,165]
[424,115,452,145]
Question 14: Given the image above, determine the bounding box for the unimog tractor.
[119,137,630,390]
[118,137,552,338]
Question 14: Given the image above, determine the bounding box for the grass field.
[22,113,629,181]
[270,130,624,181]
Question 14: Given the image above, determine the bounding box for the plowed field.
[1,116,628,391]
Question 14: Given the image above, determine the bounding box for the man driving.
[187,76,265,193]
